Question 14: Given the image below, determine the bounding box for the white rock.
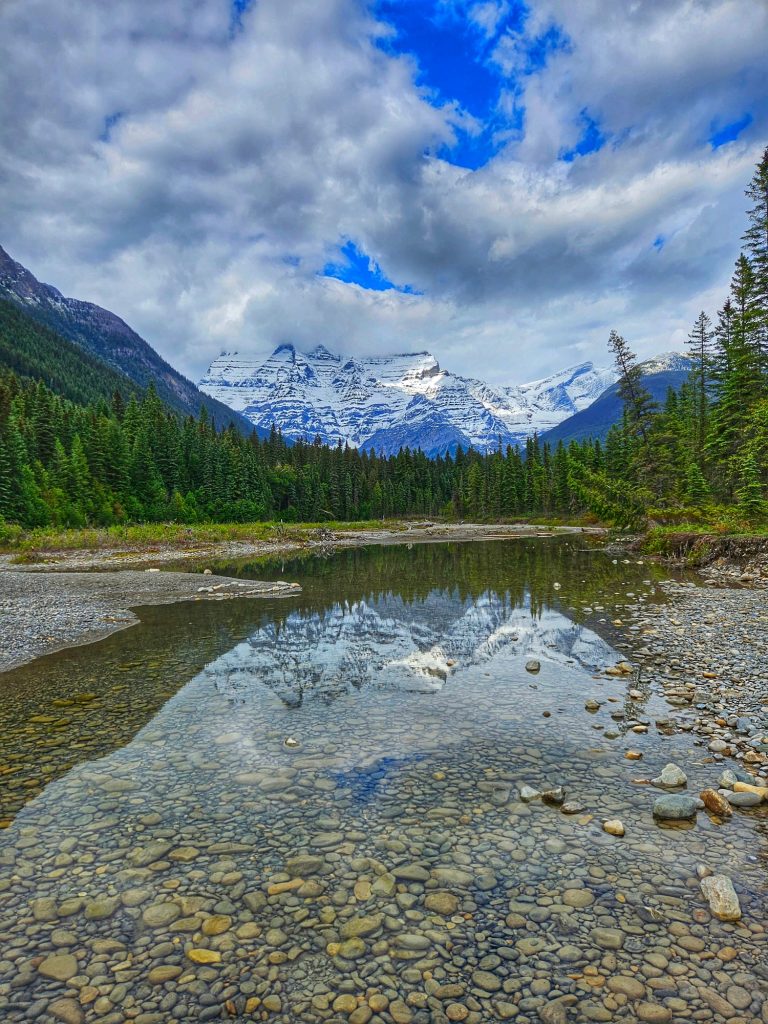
[700,874,741,921]
[652,763,687,788]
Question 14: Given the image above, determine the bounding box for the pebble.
[699,788,732,816]
[38,954,78,981]
[652,794,699,820]
[651,763,687,788]
[48,999,84,1024]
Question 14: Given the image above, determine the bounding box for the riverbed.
[0,538,766,1024]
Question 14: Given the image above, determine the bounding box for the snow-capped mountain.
[542,350,694,447]
[199,343,618,456]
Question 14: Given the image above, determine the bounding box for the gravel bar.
[0,570,301,673]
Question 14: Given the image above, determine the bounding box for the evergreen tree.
[686,310,715,451]
[737,453,765,521]
[608,331,656,443]
[684,462,710,507]
[743,145,768,359]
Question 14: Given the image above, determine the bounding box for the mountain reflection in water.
[209,588,617,708]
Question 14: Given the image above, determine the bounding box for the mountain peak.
[639,350,690,374]
[308,343,339,360]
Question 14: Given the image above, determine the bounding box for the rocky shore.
[618,578,768,788]
[0,571,301,674]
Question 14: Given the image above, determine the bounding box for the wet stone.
[142,902,181,928]
[652,794,700,820]
[424,891,459,915]
[590,927,625,950]
[38,954,78,981]
[48,998,84,1024]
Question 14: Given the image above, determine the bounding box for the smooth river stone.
[700,875,742,921]
[340,913,382,939]
[652,794,699,820]
[38,954,78,981]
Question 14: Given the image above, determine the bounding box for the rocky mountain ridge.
[0,245,257,433]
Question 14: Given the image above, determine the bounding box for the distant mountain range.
[0,245,256,433]
[200,344,692,456]
[199,345,619,456]
[0,244,693,454]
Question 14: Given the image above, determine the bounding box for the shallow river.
[0,539,765,1023]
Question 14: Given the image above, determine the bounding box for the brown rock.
[700,788,732,816]
[700,874,741,921]
[424,891,459,916]
[38,954,78,981]
[733,780,768,800]
[186,948,222,964]
[49,999,83,1024]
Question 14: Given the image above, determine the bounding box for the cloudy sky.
[1,0,766,385]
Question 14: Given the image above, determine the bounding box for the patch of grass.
[0,520,406,557]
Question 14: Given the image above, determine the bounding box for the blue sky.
[1,0,767,384]
[323,240,421,293]
[376,0,528,170]
[710,113,753,150]
[321,0,581,291]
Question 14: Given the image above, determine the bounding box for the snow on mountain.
[199,344,620,456]
[636,351,693,375]
[541,351,695,447]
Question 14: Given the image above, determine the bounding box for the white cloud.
[0,0,766,387]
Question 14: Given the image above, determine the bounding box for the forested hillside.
[0,370,600,527]
[0,300,140,407]
[0,245,258,435]
[573,146,768,529]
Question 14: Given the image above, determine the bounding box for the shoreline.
[0,570,301,675]
[0,524,602,675]
[0,521,603,573]
[612,577,768,790]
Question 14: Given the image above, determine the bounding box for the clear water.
[0,539,765,1023]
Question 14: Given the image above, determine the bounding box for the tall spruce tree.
[686,310,715,453]
[608,330,656,444]
[743,145,768,364]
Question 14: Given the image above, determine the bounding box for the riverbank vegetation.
[570,147,768,533]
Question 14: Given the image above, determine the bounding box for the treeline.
[0,372,606,528]
[574,146,768,529]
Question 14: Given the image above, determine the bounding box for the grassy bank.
[0,519,407,558]
[0,516,598,561]
[640,523,768,567]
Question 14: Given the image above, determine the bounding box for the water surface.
[0,539,764,1023]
